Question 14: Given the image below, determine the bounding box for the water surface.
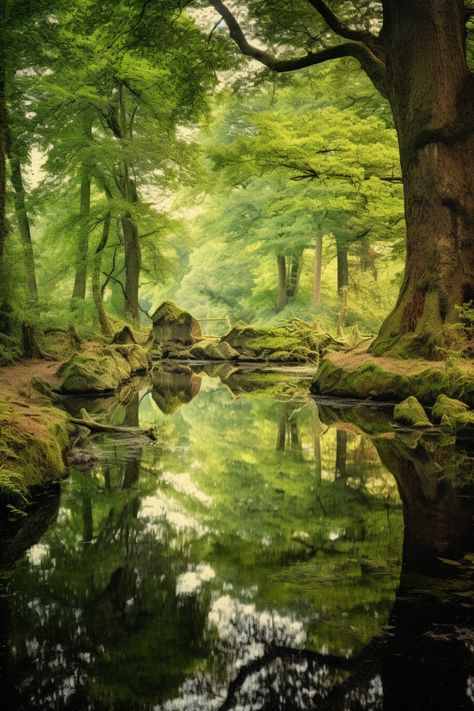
[0,365,472,710]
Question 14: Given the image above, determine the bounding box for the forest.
[0,2,473,710]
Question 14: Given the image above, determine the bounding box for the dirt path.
[0,359,61,401]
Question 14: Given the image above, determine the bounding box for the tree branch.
[306,0,379,45]
[207,0,386,95]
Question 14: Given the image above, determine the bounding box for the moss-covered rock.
[312,357,474,407]
[0,399,70,503]
[393,397,433,428]
[222,323,319,363]
[432,394,469,427]
[59,343,149,393]
[190,339,240,361]
[451,411,474,437]
[151,301,201,345]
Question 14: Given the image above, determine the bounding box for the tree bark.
[277,255,287,310]
[312,234,323,306]
[372,0,474,357]
[9,153,38,301]
[71,170,91,304]
[286,252,303,299]
[92,211,113,336]
[0,0,7,304]
[121,209,141,325]
[335,236,349,295]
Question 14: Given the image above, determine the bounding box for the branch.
[208,0,386,95]
[306,0,379,45]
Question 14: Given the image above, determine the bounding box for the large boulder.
[151,301,201,346]
[393,396,433,428]
[59,344,149,393]
[189,339,239,361]
[222,323,319,362]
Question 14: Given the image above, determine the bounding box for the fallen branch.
[69,408,157,440]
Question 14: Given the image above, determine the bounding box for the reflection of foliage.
[1,376,405,709]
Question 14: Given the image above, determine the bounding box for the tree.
[207,0,474,357]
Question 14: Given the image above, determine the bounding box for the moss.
[59,343,149,393]
[189,340,239,360]
[222,323,319,363]
[393,397,433,428]
[312,358,474,407]
[151,301,201,345]
[451,411,474,437]
[0,400,70,505]
[432,394,469,427]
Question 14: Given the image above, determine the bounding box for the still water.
[0,364,473,710]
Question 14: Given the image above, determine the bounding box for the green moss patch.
[222,323,320,363]
[312,358,474,407]
[59,344,149,393]
[393,397,432,428]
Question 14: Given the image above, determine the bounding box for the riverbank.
[0,360,70,505]
[312,346,474,407]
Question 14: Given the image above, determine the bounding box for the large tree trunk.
[312,234,323,306]
[0,0,7,305]
[9,154,38,301]
[372,0,474,357]
[121,211,141,324]
[277,254,287,310]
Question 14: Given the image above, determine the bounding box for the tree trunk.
[335,236,349,295]
[277,255,287,310]
[71,170,91,304]
[312,234,323,306]
[286,252,303,299]
[9,153,38,301]
[0,0,7,305]
[372,0,474,357]
[92,211,113,336]
[121,211,141,324]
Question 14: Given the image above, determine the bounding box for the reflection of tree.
[275,401,303,457]
[214,432,474,710]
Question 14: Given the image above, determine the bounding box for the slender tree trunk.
[286,252,303,299]
[373,0,474,357]
[92,211,113,336]
[312,234,323,306]
[121,209,141,325]
[277,255,287,310]
[9,153,38,301]
[336,236,349,295]
[71,170,91,304]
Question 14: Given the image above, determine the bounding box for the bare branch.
[306,0,379,44]
[208,0,386,95]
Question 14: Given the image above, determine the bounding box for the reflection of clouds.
[176,564,215,596]
[26,543,50,565]
[139,493,208,535]
[161,471,212,507]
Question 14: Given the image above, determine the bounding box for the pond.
[0,364,473,710]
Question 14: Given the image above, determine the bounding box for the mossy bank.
[312,349,474,407]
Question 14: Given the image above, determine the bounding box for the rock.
[393,396,433,428]
[112,325,137,344]
[432,394,469,427]
[451,411,474,437]
[59,344,149,393]
[151,301,201,346]
[190,339,240,361]
[222,323,319,362]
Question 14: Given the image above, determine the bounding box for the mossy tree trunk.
[372,0,474,357]
[8,149,38,302]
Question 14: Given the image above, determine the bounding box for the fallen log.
[68,408,157,441]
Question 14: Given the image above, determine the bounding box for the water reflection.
[0,365,472,709]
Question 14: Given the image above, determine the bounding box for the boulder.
[432,394,469,427]
[190,339,240,361]
[222,323,319,362]
[151,301,201,345]
[393,396,433,428]
[59,344,149,393]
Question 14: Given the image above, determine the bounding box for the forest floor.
[326,345,474,375]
